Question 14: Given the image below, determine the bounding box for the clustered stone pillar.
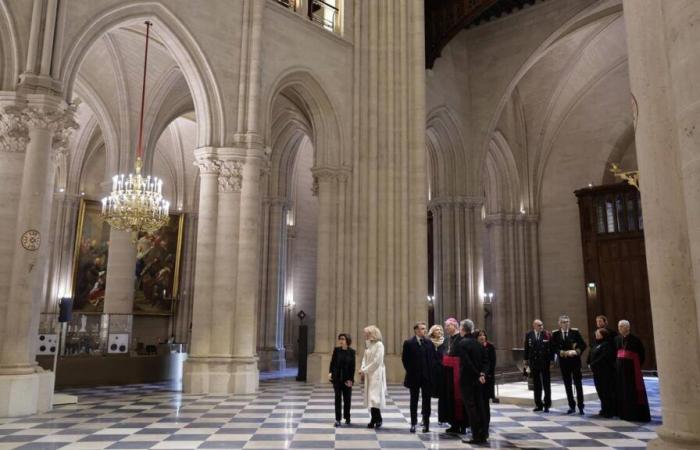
[306,0,428,384]
[484,212,540,366]
[0,95,77,416]
[429,197,484,325]
[623,1,700,448]
[184,148,263,394]
[257,196,287,371]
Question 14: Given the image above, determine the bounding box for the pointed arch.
[426,106,468,199]
[484,130,521,214]
[0,0,20,90]
[58,1,224,147]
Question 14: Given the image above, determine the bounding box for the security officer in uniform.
[523,319,553,412]
[551,314,587,414]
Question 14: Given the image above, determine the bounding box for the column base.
[182,356,259,394]
[307,352,332,383]
[649,425,700,450]
[257,348,286,372]
[0,369,54,417]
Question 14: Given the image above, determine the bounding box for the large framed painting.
[71,200,110,313]
[71,200,185,315]
[133,214,184,315]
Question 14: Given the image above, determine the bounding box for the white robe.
[361,340,387,409]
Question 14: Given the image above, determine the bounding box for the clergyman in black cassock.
[551,315,587,414]
[456,320,489,445]
[523,319,553,411]
[615,321,651,422]
[402,322,435,432]
[588,328,617,417]
[439,318,466,433]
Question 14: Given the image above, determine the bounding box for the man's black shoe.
[445,426,459,434]
[544,407,549,413]
[578,408,585,415]
[422,424,429,433]
[374,421,382,429]
[410,425,416,433]
[334,421,341,427]
[345,418,351,425]
[533,406,543,412]
[566,408,576,414]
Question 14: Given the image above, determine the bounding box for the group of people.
[523,314,651,422]
[328,319,496,445]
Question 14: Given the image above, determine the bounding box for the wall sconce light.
[426,295,435,305]
[586,282,597,299]
[484,292,494,304]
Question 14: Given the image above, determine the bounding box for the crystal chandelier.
[101,21,170,233]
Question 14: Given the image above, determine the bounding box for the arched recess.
[264,68,345,171]
[256,68,347,371]
[484,130,521,215]
[0,0,20,90]
[58,2,224,148]
[425,106,468,199]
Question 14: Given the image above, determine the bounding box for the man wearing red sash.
[438,318,466,434]
[614,320,651,422]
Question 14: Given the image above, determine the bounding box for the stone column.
[230,153,265,393]
[173,213,198,346]
[623,2,700,448]
[0,96,76,416]
[44,193,80,313]
[257,196,286,371]
[183,149,220,393]
[485,214,509,365]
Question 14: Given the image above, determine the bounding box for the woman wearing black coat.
[328,333,356,427]
[588,328,617,417]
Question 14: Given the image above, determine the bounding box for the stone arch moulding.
[0,0,20,90]
[478,0,623,179]
[57,1,224,148]
[264,67,346,171]
[426,105,468,199]
[483,130,521,214]
[602,122,635,185]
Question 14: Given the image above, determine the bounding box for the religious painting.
[71,200,110,313]
[132,214,184,315]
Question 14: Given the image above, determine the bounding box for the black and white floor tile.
[0,377,660,449]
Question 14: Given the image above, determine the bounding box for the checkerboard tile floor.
[0,377,660,449]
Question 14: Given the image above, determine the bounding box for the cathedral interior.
[0,0,699,448]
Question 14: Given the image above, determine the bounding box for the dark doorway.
[575,183,656,370]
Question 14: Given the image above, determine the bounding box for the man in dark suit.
[402,321,434,433]
[456,319,489,445]
[523,319,553,412]
[595,315,618,343]
[551,314,587,414]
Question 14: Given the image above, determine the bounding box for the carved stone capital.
[310,165,351,196]
[0,106,29,152]
[193,156,221,175]
[218,160,243,193]
[24,104,78,134]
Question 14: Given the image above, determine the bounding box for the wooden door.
[575,183,656,370]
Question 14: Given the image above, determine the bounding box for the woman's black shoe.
[345,418,351,424]
[334,421,341,427]
[374,421,382,429]
[367,422,375,428]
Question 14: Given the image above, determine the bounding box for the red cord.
[136,21,151,159]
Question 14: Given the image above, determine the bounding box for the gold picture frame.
[70,199,185,316]
[71,199,110,313]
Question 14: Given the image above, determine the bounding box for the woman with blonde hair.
[359,325,387,428]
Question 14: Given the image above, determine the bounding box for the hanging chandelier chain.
[136,20,152,161]
[101,20,170,234]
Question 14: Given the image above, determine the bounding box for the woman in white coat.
[359,325,387,428]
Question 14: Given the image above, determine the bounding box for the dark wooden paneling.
[575,183,655,369]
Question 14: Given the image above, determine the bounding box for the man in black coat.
[551,314,587,414]
[402,321,434,433]
[595,315,618,343]
[456,319,489,445]
[523,319,553,412]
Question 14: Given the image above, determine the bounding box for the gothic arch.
[57,1,224,148]
[0,0,20,90]
[264,67,345,176]
[478,0,624,182]
[484,130,521,214]
[426,106,468,199]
